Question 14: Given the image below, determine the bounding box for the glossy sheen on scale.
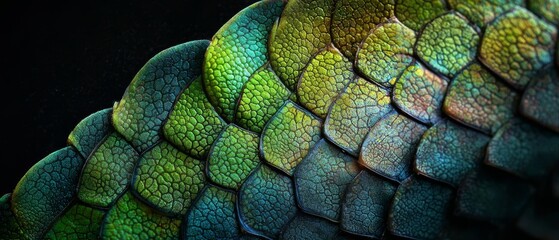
[2,0,559,239]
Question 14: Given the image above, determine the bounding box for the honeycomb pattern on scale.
[2,0,559,239]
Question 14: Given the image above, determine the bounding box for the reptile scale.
[1,0,559,239]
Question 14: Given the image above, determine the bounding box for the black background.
[0,0,255,194]
[0,2,554,238]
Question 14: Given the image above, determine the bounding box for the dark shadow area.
[0,0,255,193]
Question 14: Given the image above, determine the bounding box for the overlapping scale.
[443,63,517,134]
[5,1,559,239]
[77,132,139,207]
[297,45,354,118]
[447,0,523,27]
[163,77,227,159]
[238,165,298,238]
[415,119,490,186]
[67,108,113,158]
[101,192,181,239]
[393,62,448,125]
[4,107,112,239]
[207,124,260,190]
[261,101,322,175]
[360,112,427,182]
[528,0,559,25]
[132,141,205,215]
[479,7,557,89]
[355,21,416,87]
[183,185,241,239]
[340,171,397,238]
[486,118,559,180]
[112,40,209,151]
[236,64,292,133]
[324,77,393,155]
[0,194,24,239]
[520,69,559,132]
[388,176,453,239]
[331,0,394,59]
[44,203,105,239]
[204,0,284,121]
[269,0,334,89]
[11,147,83,239]
[294,139,360,221]
[394,0,446,31]
[416,13,479,77]
[455,169,534,223]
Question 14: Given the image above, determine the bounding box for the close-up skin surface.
[1,0,559,239]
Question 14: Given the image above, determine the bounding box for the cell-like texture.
[78,132,139,207]
[331,0,395,59]
[529,0,559,24]
[112,40,208,151]
[0,194,24,239]
[340,171,398,238]
[11,147,83,239]
[6,1,559,239]
[280,214,340,240]
[208,124,260,190]
[238,165,298,238]
[101,192,181,239]
[520,69,559,132]
[416,13,480,77]
[44,203,105,239]
[393,62,448,125]
[443,63,518,134]
[163,77,226,159]
[133,141,205,215]
[67,108,112,158]
[294,139,360,221]
[395,0,446,31]
[204,0,284,121]
[448,0,523,27]
[325,77,393,155]
[236,65,292,133]
[389,176,453,239]
[261,101,322,175]
[456,169,534,222]
[269,0,334,89]
[355,22,416,87]
[486,118,559,180]
[184,185,241,239]
[297,45,354,118]
[360,112,427,182]
[415,119,490,186]
[479,7,557,89]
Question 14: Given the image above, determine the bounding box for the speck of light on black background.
[0,0,256,194]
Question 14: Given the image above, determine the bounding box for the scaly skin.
[2,0,559,239]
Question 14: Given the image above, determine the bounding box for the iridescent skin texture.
[2,0,559,239]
